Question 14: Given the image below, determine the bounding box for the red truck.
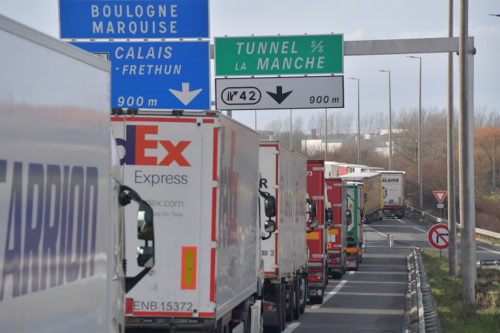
[325,178,347,278]
[306,160,329,304]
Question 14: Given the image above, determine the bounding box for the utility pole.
[348,77,361,165]
[459,0,476,303]
[407,56,423,210]
[493,135,497,188]
[447,0,458,277]
[324,109,328,161]
[378,70,393,170]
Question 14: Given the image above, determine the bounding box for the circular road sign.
[427,224,449,250]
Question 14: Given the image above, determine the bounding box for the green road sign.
[215,34,343,76]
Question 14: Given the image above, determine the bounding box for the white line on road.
[414,226,428,233]
[397,219,406,224]
[311,279,348,309]
[282,322,301,333]
[478,245,500,255]
[364,225,387,237]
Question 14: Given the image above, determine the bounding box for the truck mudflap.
[307,264,324,284]
[383,205,405,218]
[125,314,216,330]
[327,247,345,278]
[345,247,359,271]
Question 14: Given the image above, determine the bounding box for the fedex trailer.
[258,142,308,331]
[112,112,264,332]
[0,15,154,333]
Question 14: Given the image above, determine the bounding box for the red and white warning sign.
[427,224,449,250]
[433,191,447,204]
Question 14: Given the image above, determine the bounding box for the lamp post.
[378,70,393,170]
[348,77,361,165]
[407,56,423,210]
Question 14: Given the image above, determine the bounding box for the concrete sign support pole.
[325,108,328,161]
[348,77,361,164]
[408,56,424,209]
[418,58,423,209]
[255,110,257,132]
[290,109,293,150]
[459,0,476,303]
[388,72,393,171]
[447,0,458,277]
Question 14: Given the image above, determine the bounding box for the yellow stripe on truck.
[306,232,320,240]
[181,247,197,290]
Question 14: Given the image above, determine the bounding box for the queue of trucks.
[0,15,408,333]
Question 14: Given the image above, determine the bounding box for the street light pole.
[378,70,393,170]
[407,56,423,210]
[448,0,458,277]
[348,77,361,164]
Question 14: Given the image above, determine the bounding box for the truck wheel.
[300,277,307,314]
[280,283,286,330]
[285,283,294,322]
[310,294,324,305]
[293,279,300,320]
[353,255,360,271]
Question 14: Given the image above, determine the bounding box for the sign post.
[60,0,210,39]
[428,224,449,260]
[215,34,343,76]
[215,76,344,110]
[59,0,210,110]
[72,41,210,109]
[433,190,447,217]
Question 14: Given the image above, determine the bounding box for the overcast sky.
[1,0,499,133]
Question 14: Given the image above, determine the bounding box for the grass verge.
[422,251,500,332]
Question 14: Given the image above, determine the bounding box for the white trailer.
[112,112,263,332]
[0,15,154,333]
[258,142,308,331]
[378,171,406,218]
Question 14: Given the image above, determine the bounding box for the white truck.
[0,15,155,333]
[378,171,406,218]
[258,142,308,332]
[112,112,271,332]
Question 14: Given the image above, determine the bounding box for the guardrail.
[406,206,500,243]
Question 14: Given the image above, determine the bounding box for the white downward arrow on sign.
[169,82,202,106]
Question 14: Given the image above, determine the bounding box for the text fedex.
[0,160,99,300]
[116,124,191,186]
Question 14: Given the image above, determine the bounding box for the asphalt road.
[284,215,500,333]
[285,220,410,333]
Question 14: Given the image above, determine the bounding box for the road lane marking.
[282,322,300,333]
[364,225,387,237]
[478,245,500,255]
[414,226,428,233]
[397,219,406,224]
[311,279,348,309]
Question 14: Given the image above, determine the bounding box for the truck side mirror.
[119,185,156,292]
[346,209,352,225]
[326,208,334,228]
[307,199,317,218]
[137,201,154,268]
[264,195,276,218]
[259,189,276,239]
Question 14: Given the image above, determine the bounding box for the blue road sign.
[60,0,209,39]
[72,41,210,110]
